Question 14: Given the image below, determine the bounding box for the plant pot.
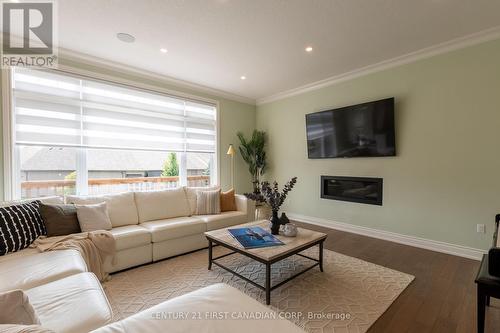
[270,210,281,235]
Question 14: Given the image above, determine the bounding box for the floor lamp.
[226,144,236,190]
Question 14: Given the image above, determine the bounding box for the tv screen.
[306,98,395,158]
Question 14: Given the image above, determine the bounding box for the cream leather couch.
[0,249,112,332]
[0,196,112,332]
[0,188,263,333]
[66,186,255,272]
[92,283,304,333]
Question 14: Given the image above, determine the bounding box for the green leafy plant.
[162,153,179,177]
[237,130,267,193]
[63,171,77,196]
[245,177,298,212]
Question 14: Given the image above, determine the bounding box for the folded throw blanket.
[31,231,116,282]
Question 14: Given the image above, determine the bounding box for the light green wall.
[2,39,499,250]
[0,57,257,200]
[257,38,500,250]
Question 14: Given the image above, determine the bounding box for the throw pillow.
[0,201,45,256]
[185,186,220,215]
[39,203,81,237]
[196,189,221,215]
[75,202,112,232]
[0,290,40,325]
[220,189,237,212]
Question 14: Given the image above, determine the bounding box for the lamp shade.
[226,144,236,156]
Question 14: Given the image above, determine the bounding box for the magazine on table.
[228,226,284,249]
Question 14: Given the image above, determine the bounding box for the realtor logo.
[1,0,58,68]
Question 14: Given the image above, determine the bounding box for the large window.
[9,68,217,199]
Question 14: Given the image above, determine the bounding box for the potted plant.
[245,177,297,235]
[237,130,267,194]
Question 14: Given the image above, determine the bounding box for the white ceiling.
[57,0,500,103]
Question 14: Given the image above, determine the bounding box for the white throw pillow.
[196,189,221,215]
[66,192,138,227]
[0,290,40,325]
[75,202,112,232]
[185,186,220,215]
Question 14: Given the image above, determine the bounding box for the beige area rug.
[104,247,414,332]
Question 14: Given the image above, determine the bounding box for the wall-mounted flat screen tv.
[306,97,396,158]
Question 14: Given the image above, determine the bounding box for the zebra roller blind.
[12,68,217,153]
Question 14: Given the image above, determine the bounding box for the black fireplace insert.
[321,176,383,205]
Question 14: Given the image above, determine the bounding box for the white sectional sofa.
[0,250,111,332]
[92,283,305,333]
[66,187,255,272]
[1,187,303,333]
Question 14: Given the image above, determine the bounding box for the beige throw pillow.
[0,290,40,325]
[185,186,220,215]
[66,192,139,227]
[196,189,221,215]
[75,202,112,232]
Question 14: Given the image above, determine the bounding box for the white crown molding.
[57,48,256,105]
[257,26,500,105]
[288,213,486,261]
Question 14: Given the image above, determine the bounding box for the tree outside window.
[162,153,179,177]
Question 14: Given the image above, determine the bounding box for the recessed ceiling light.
[116,33,135,43]
[160,48,168,53]
[305,46,313,52]
[240,76,246,80]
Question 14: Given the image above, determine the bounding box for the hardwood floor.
[293,221,500,333]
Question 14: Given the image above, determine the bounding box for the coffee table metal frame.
[206,235,326,305]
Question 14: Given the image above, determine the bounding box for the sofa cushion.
[197,211,248,231]
[109,225,151,251]
[134,188,191,222]
[0,201,46,256]
[66,192,138,227]
[140,216,206,242]
[90,283,305,333]
[0,249,87,293]
[26,273,112,333]
[185,186,219,215]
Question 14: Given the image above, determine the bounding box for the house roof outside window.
[20,147,210,171]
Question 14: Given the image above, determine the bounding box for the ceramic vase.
[270,210,281,235]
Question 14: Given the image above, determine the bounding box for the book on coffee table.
[228,226,284,249]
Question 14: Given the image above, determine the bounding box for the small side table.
[475,254,500,333]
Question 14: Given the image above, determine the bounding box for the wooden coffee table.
[204,220,327,305]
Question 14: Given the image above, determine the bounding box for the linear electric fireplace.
[321,176,383,205]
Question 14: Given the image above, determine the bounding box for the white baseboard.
[287,213,486,261]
